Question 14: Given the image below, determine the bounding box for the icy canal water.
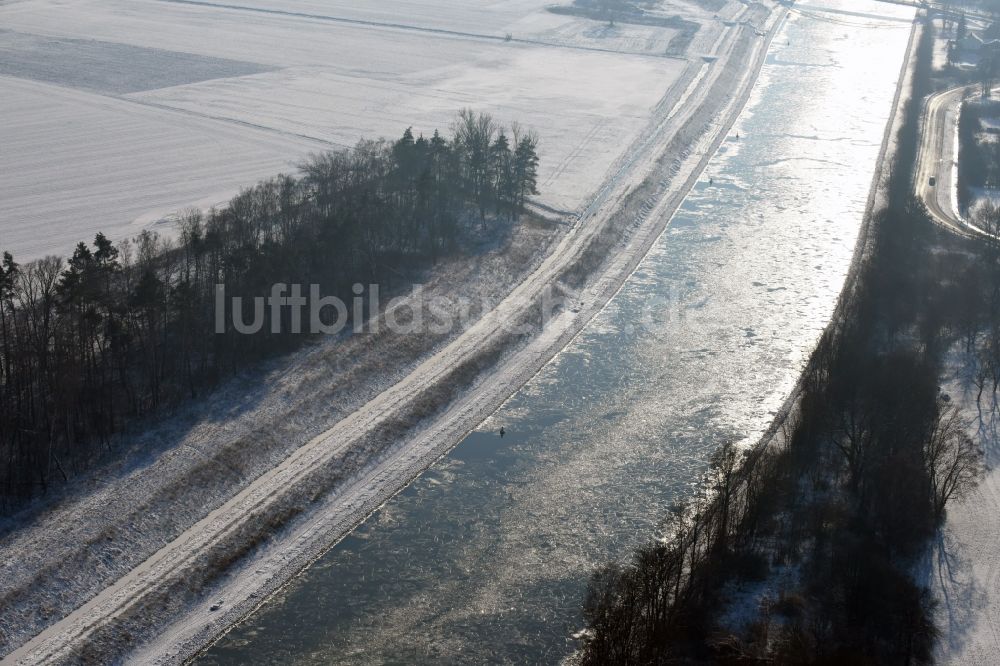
[200,3,915,663]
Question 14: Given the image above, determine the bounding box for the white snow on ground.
[967,186,1000,209]
[927,343,1000,665]
[0,75,324,260]
[127,48,686,212]
[0,0,707,260]
[0,211,566,658]
[167,0,724,40]
[0,0,783,660]
[913,24,1000,662]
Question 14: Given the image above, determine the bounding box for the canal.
[200,2,915,662]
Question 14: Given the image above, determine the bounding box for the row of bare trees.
[580,201,986,666]
[580,21,986,663]
[0,111,540,512]
[582,441,780,664]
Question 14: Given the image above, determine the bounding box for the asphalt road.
[914,82,983,238]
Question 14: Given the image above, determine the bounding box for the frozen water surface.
[200,2,914,663]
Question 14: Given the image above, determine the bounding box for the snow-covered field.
[0,0,784,660]
[0,0,713,260]
[0,76,323,260]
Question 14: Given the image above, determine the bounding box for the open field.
[1,0,784,660]
[0,0,789,662]
[0,0,719,260]
[0,76,323,260]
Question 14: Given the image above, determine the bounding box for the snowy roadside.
[920,20,1000,665]
[2,3,784,664]
[0,211,565,652]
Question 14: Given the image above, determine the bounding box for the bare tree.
[595,0,629,26]
[453,108,498,227]
[923,402,986,523]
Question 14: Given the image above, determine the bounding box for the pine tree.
[514,135,540,213]
[0,112,543,507]
[490,131,513,219]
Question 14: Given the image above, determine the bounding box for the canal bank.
[197,2,916,663]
